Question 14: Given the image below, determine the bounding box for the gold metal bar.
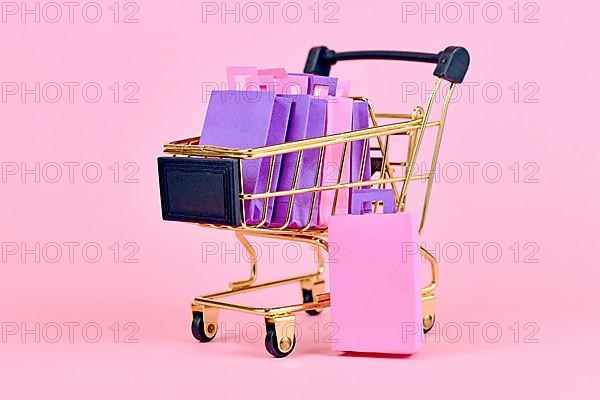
[375,113,414,119]
[199,272,323,300]
[188,221,326,235]
[398,78,442,211]
[420,246,438,293]
[357,125,370,188]
[193,294,331,316]
[400,107,424,209]
[232,229,327,276]
[239,160,248,228]
[168,136,200,145]
[419,83,455,234]
[300,147,326,232]
[278,151,304,230]
[253,156,275,228]
[380,134,391,185]
[228,232,258,289]
[164,120,441,159]
[369,102,401,212]
[241,174,431,200]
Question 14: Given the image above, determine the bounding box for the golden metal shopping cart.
[158,46,470,357]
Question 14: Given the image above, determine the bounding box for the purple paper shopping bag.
[350,100,372,212]
[200,90,291,224]
[291,74,356,225]
[270,95,327,228]
[270,95,310,227]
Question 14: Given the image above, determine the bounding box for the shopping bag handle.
[349,189,396,215]
[304,46,469,84]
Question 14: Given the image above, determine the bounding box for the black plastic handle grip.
[304,46,470,84]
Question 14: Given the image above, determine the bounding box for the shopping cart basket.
[158,46,470,357]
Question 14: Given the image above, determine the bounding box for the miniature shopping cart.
[158,46,470,357]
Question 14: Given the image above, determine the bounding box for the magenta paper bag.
[276,75,309,95]
[200,90,291,224]
[298,97,328,227]
[328,209,423,354]
[258,68,287,79]
[318,96,353,225]
[350,100,371,183]
[337,80,351,96]
[226,67,259,90]
[270,95,327,228]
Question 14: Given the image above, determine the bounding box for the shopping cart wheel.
[264,319,296,358]
[302,288,322,316]
[423,314,436,334]
[191,312,217,342]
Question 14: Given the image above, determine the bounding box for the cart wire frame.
[162,46,468,357]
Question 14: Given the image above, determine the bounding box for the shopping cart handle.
[304,46,470,84]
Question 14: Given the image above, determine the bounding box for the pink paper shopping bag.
[318,96,353,225]
[328,192,424,354]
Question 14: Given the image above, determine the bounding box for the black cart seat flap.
[158,157,241,226]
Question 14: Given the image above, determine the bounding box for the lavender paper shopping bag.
[350,100,371,183]
[270,95,327,228]
[200,90,291,224]
[289,73,338,98]
[297,97,328,227]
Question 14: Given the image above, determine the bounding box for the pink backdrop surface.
[1,0,598,398]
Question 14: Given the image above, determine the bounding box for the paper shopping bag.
[328,194,423,354]
[270,95,327,228]
[318,96,353,225]
[276,74,309,95]
[200,90,291,225]
[226,66,260,90]
[350,100,372,213]
[289,73,339,97]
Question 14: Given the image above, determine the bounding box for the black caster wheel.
[191,312,217,342]
[423,314,435,334]
[302,288,322,316]
[265,323,296,358]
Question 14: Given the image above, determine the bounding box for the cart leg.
[420,245,438,334]
[191,305,219,342]
[422,293,435,333]
[301,278,326,316]
[228,232,258,290]
[300,237,327,316]
[264,314,296,358]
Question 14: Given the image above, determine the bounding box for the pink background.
[0,0,597,398]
